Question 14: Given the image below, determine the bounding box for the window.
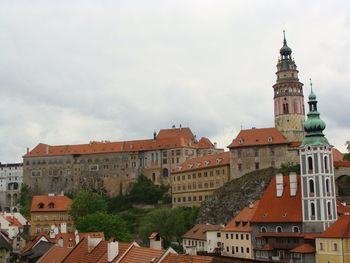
[238,163,242,171]
[260,227,267,233]
[217,232,221,238]
[327,202,332,218]
[325,178,330,194]
[48,202,55,209]
[308,156,313,172]
[324,156,328,172]
[232,246,235,254]
[241,234,244,240]
[319,242,324,251]
[38,203,44,209]
[231,234,233,239]
[255,162,260,170]
[293,226,299,233]
[236,234,239,239]
[333,243,338,251]
[226,233,229,239]
[246,247,250,253]
[310,202,316,218]
[276,226,282,232]
[309,179,315,195]
[246,234,249,240]
[241,247,244,253]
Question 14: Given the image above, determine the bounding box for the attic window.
[48,202,55,209]
[204,161,210,166]
[235,221,240,226]
[239,138,244,144]
[268,136,273,143]
[38,202,44,209]
[242,221,248,226]
[188,164,193,169]
[195,162,201,168]
[216,159,222,164]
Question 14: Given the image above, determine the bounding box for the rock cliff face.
[196,167,277,225]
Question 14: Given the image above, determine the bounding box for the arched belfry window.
[310,202,316,218]
[324,156,328,172]
[308,156,313,173]
[283,103,289,114]
[325,178,330,194]
[309,179,315,195]
[327,202,332,218]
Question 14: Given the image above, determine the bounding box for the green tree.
[69,190,107,220]
[75,212,130,241]
[129,175,169,204]
[17,184,32,218]
[138,207,198,247]
[279,163,300,176]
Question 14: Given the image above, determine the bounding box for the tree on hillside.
[279,163,300,175]
[129,175,169,205]
[17,184,32,218]
[69,190,107,220]
[138,207,199,247]
[75,212,130,241]
[344,141,350,161]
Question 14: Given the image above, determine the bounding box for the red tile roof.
[256,232,304,238]
[228,127,289,148]
[251,175,302,223]
[5,215,23,227]
[37,246,72,263]
[24,128,215,157]
[161,253,214,263]
[256,244,274,251]
[173,152,230,173]
[290,243,315,254]
[118,245,164,263]
[318,215,350,238]
[182,224,223,241]
[222,200,259,232]
[334,161,350,168]
[31,195,72,212]
[333,148,344,162]
[337,200,350,216]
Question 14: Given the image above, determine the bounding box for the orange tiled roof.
[24,128,215,157]
[251,175,302,223]
[333,148,344,162]
[256,232,304,238]
[228,127,289,148]
[182,224,223,241]
[37,246,71,263]
[337,200,350,216]
[174,152,230,173]
[318,215,350,238]
[256,243,274,251]
[162,253,214,263]
[334,161,350,168]
[31,195,72,212]
[118,245,164,263]
[290,243,315,254]
[5,216,23,227]
[222,200,259,232]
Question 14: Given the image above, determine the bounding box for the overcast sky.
[0,0,349,162]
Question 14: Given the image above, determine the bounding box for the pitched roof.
[161,253,214,263]
[118,245,165,263]
[251,175,302,223]
[173,152,230,173]
[318,215,350,238]
[182,224,223,241]
[222,200,260,232]
[228,127,288,148]
[5,215,23,227]
[332,148,344,162]
[24,128,214,158]
[37,246,72,263]
[334,161,350,168]
[290,243,315,254]
[31,195,72,212]
[337,200,350,216]
[197,137,214,149]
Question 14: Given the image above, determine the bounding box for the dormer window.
[195,163,201,168]
[188,164,193,169]
[204,161,210,166]
[238,138,244,144]
[38,202,44,209]
[267,136,273,143]
[48,202,55,209]
[216,159,222,164]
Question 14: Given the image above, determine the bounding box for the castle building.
[171,152,230,207]
[0,162,23,212]
[273,31,305,142]
[300,88,337,233]
[23,127,219,197]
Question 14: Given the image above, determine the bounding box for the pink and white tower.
[273,31,305,142]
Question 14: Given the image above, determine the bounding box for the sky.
[0,0,349,162]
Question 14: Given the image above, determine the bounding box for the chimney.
[57,237,64,247]
[75,230,79,245]
[276,173,284,197]
[60,222,67,234]
[289,172,297,196]
[149,232,162,250]
[214,142,217,148]
[23,222,30,237]
[26,147,29,154]
[153,131,157,140]
[107,239,119,262]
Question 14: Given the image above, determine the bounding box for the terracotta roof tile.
[228,127,288,148]
[31,195,72,212]
[197,137,214,149]
[37,246,72,263]
[251,175,302,223]
[161,253,213,263]
[222,200,259,232]
[290,243,315,254]
[256,244,274,251]
[5,215,23,227]
[337,200,350,215]
[334,161,350,167]
[174,152,229,173]
[332,148,344,162]
[318,215,350,238]
[182,224,223,241]
[118,245,164,263]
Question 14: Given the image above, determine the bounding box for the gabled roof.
[182,224,223,241]
[197,137,214,149]
[37,246,72,263]
[222,200,260,232]
[118,245,165,263]
[228,127,288,148]
[332,148,344,162]
[173,152,229,173]
[290,243,315,254]
[24,128,215,158]
[318,215,350,238]
[31,195,72,212]
[251,175,302,223]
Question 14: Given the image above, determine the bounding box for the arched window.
[48,202,55,209]
[38,202,44,209]
[308,156,313,173]
[276,226,283,233]
[292,226,299,233]
[325,178,330,194]
[327,202,332,218]
[162,168,169,177]
[324,156,328,172]
[309,179,315,195]
[260,227,267,233]
[310,202,316,218]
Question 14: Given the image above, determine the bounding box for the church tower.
[300,86,337,233]
[273,31,305,142]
